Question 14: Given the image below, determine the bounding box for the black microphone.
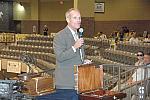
[78,28,84,50]
[78,28,84,38]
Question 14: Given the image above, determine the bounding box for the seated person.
[100,32,107,40]
[110,38,117,50]
[135,51,144,66]
[112,52,150,100]
[143,31,148,38]
[111,31,118,39]
[94,32,107,39]
[143,33,150,42]
[129,32,139,44]
[119,26,129,41]
[94,32,101,38]
[127,30,135,40]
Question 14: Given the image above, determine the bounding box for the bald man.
[37,8,84,100]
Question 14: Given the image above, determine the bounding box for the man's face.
[137,52,144,60]
[144,54,150,65]
[67,10,81,31]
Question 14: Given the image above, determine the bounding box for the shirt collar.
[67,26,77,35]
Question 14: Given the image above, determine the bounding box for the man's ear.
[66,17,70,23]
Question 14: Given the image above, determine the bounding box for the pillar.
[74,0,95,37]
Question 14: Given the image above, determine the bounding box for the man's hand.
[73,38,84,49]
[83,59,92,64]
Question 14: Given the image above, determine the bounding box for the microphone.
[78,28,84,50]
[78,28,84,38]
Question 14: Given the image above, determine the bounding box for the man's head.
[144,52,150,65]
[137,51,144,60]
[44,25,47,27]
[65,8,81,31]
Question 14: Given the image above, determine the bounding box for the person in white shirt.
[132,51,144,82]
[112,52,150,100]
[100,33,107,40]
[125,52,150,100]
[135,51,144,66]
[129,32,139,44]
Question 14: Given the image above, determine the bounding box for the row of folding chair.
[117,41,150,53]
[101,49,137,65]
[17,40,53,47]
[8,45,54,53]
[0,49,56,64]
[84,38,110,49]
[26,35,53,41]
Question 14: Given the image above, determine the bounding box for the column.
[31,0,40,34]
[74,0,95,37]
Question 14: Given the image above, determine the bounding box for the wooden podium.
[24,76,55,96]
[74,64,126,100]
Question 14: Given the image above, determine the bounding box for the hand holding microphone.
[73,28,84,49]
[74,38,84,49]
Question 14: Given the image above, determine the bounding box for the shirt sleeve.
[72,46,76,52]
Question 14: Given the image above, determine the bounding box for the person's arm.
[128,68,144,84]
[127,77,133,85]
[53,34,77,62]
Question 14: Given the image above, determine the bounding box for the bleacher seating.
[84,38,149,65]
[26,35,53,41]
[0,34,149,99]
[8,44,54,53]
[101,49,137,65]
[0,35,56,75]
[17,40,53,47]
[117,41,150,53]
[0,35,148,74]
